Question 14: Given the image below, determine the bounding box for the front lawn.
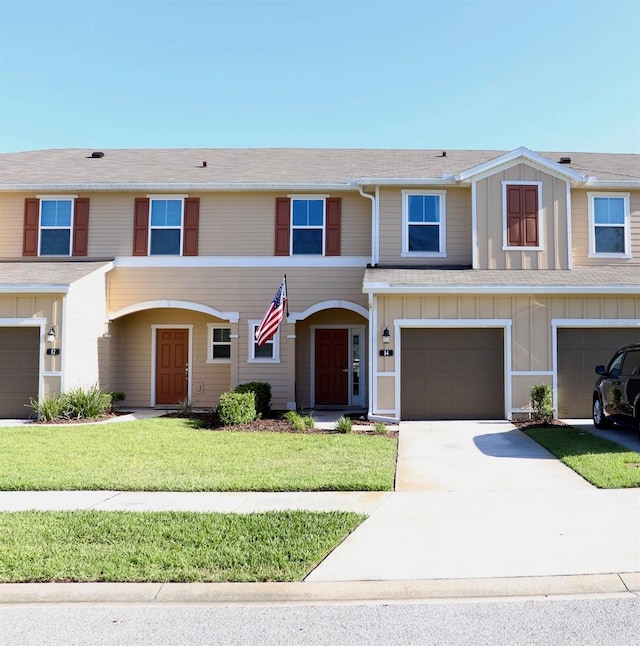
[0,510,365,582]
[0,418,397,491]
[523,425,640,488]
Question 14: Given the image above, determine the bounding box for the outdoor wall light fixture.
[47,326,57,344]
[382,327,390,344]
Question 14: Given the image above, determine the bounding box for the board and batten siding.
[377,187,472,266]
[474,164,569,270]
[374,293,640,416]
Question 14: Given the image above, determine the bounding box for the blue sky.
[1,0,638,153]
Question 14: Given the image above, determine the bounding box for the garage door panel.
[401,328,504,420]
[0,327,40,418]
[558,328,640,418]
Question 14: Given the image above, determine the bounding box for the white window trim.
[289,195,328,257]
[501,181,543,251]
[401,189,447,257]
[207,323,231,364]
[36,195,78,257]
[587,192,631,258]
[146,194,188,256]
[248,319,280,363]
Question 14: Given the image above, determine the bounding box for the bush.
[335,416,352,434]
[217,391,256,426]
[28,384,112,422]
[234,382,271,418]
[374,421,387,434]
[283,410,315,431]
[530,384,554,422]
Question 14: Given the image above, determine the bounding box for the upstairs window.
[503,182,541,249]
[133,196,199,256]
[23,196,89,257]
[274,196,341,256]
[588,193,630,257]
[402,190,446,256]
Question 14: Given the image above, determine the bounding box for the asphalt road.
[1,596,638,645]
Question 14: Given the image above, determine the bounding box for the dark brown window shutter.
[507,185,538,247]
[275,197,291,256]
[182,197,199,256]
[23,198,39,256]
[325,197,341,256]
[133,198,150,256]
[72,198,90,256]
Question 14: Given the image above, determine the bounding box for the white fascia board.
[0,284,70,294]
[455,147,586,183]
[363,283,640,295]
[114,256,370,268]
[0,182,357,192]
[583,179,640,189]
[355,176,457,187]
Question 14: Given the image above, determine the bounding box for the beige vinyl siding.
[571,189,640,266]
[109,309,231,409]
[377,187,472,266]
[0,193,27,258]
[475,164,569,270]
[64,268,108,390]
[374,293,640,417]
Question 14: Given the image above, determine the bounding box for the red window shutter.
[274,197,291,256]
[182,197,199,256]
[507,185,538,247]
[325,197,341,256]
[133,198,150,256]
[72,198,90,256]
[23,198,39,256]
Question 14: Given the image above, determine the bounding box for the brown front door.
[315,329,348,405]
[156,328,189,405]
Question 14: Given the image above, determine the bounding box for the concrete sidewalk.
[1,419,639,604]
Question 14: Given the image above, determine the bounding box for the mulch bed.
[511,418,569,431]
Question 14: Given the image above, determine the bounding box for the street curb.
[0,573,638,605]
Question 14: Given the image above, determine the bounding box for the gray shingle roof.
[0,148,637,186]
[0,261,112,289]
[363,266,640,293]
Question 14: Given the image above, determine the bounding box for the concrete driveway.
[306,420,640,582]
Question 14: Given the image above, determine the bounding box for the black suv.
[593,342,640,438]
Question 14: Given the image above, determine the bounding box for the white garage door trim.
[395,319,512,420]
[552,318,640,417]
[0,318,46,411]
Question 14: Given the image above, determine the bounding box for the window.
[248,320,280,363]
[150,199,183,255]
[133,196,199,257]
[292,198,324,254]
[208,326,231,362]
[274,196,341,256]
[40,199,73,255]
[402,190,446,256]
[502,182,541,249]
[588,193,630,257]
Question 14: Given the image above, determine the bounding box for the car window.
[608,351,625,374]
[621,349,640,376]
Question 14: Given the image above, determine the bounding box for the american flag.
[255,278,287,347]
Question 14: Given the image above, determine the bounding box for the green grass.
[0,418,397,491]
[524,426,640,488]
[0,510,365,582]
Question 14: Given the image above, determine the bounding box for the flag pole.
[283,274,289,317]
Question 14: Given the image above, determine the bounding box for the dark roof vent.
[558,156,571,164]
[441,151,447,157]
[202,161,207,168]
[90,151,105,159]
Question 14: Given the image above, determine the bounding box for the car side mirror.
[595,365,606,375]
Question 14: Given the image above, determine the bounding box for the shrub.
[234,382,271,418]
[110,391,126,404]
[374,421,387,434]
[335,416,352,434]
[217,391,256,426]
[28,384,112,422]
[283,410,315,431]
[530,384,554,422]
[177,398,193,417]
[303,415,315,429]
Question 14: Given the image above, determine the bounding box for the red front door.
[315,329,348,405]
[156,329,189,405]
